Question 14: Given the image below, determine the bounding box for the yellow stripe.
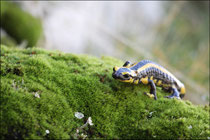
[127,62,137,68]
[124,64,131,68]
[134,79,139,84]
[180,87,186,94]
[122,72,129,75]
[137,63,183,87]
[137,63,166,74]
[162,84,170,87]
[157,80,162,86]
[153,79,157,84]
[141,77,148,85]
[114,66,120,71]
[119,79,134,83]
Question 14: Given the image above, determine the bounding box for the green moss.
[0,45,209,139]
[1,2,42,48]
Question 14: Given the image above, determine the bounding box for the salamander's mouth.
[112,72,131,80]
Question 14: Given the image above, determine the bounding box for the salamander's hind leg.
[165,87,180,99]
[144,79,157,100]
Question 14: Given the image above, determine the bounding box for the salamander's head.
[112,61,137,83]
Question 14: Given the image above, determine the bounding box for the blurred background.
[1,1,209,105]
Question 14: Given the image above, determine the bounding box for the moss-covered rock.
[1,1,42,48]
[0,36,17,48]
[0,45,209,139]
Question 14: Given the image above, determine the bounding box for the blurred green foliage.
[1,1,43,48]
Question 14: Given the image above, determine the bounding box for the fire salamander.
[112,60,186,100]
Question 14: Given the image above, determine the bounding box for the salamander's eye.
[123,74,130,78]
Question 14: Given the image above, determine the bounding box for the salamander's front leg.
[143,79,157,100]
[123,61,131,67]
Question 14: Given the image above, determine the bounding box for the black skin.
[145,79,157,100]
[145,80,180,100]
[123,61,131,67]
[149,79,157,100]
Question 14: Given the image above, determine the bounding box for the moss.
[1,1,42,48]
[0,45,209,139]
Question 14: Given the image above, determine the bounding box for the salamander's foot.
[144,92,156,100]
[164,95,180,100]
[165,87,181,100]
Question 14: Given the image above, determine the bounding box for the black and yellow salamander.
[112,60,186,100]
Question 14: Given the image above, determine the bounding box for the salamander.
[112,60,186,100]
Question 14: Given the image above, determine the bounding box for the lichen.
[0,45,209,139]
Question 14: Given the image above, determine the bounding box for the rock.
[0,45,209,139]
